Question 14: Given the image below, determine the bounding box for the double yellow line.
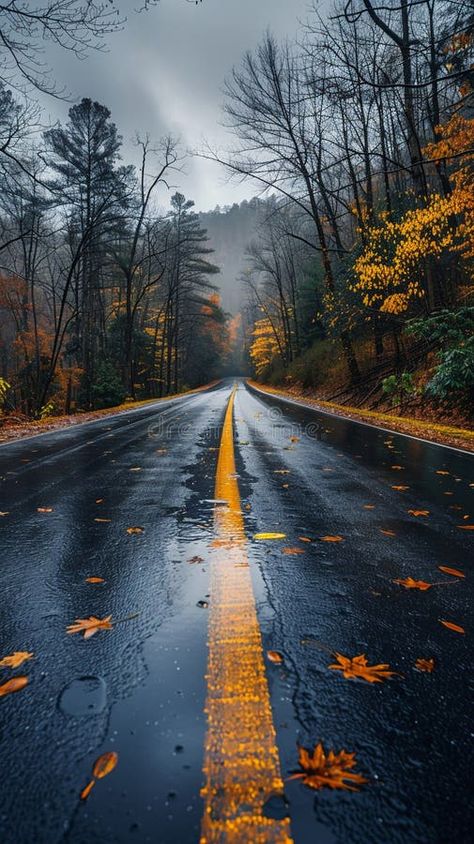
[200,385,293,843]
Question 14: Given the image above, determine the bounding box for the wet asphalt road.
[0,379,472,844]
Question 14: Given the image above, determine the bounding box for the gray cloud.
[39,0,312,210]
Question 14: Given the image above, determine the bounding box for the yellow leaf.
[126,526,144,534]
[254,532,286,540]
[0,651,33,669]
[0,676,28,697]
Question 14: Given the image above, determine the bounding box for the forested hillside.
[200,199,267,313]
[220,0,474,423]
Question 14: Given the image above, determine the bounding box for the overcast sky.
[41,0,313,211]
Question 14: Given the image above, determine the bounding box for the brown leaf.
[298,536,312,542]
[282,547,305,555]
[457,524,474,530]
[94,518,111,523]
[328,652,397,683]
[380,529,396,537]
[267,650,283,664]
[81,751,118,800]
[95,498,104,504]
[126,526,144,535]
[37,507,53,513]
[0,651,33,669]
[0,676,28,697]
[392,485,409,491]
[438,566,465,578]
[289,436,300,443]
[393,577,432,590]
[415,658,435,673]
[288,743,367,791]
[320,535,344,542]
[85,577,105,584]
[188,555,204,564]
[435,470,450,475]
[440,620,465,633]
[408,509,429,517]
[67,615,113,639]
[93,751,119,780]
[363,504,375,510]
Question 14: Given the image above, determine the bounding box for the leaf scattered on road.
[320,535,344,542]
[0,676,28,697]
[85,577,105,584]
[438,566,465,578]
[408,509,429,517]
[67,615,113,639]
[328,652,397,683]
[288,743,367,791]
[37,507,53,513]
[126,526,144,534]
[380,529,396,537]
[267,650,283,664]
[393,577,432,590]
[439,619,465,633]
[392,485,409,491]
[94,518,111,523]
[282,547,305,555]
[415,658,435,673]
[457,524,474,530]
[81,751,118,800]
[254,532,286,540]
[0,651,33,669]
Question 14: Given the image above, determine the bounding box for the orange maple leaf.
[267,650,283,664]
[320,535,344,542]
[0,651,33,669]
[438,566,465,578]
[288,743,367,791]
[393,577,432,590]
[408,509,429,517]
[66,615,113,639]
[328,652,397,683]
[440,619,465,633]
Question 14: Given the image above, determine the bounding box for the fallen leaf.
[415,658,435,673]
[436,470,450,476]
[290,436,299,443]
[391,465,404,470]
[393,577,432,590]
[380,529,396,537]
[282,483,289,489]
[438,566,465,578]
[274,469,290,475]
[0,511,9,516]
[282,547,305,555]
[37,507,53,513]
[95,498,104,504]
[129,467,142,472]
[288,743,367,791]
[156,449,167,455]
[188,555,204,564]
[94,518,111,523]
[408,509,429,517]
[0,676,28,697]
[67,615,113,639]
[254,532,286,540]
[0,651,33,669]
[81,751,118,800]
[299,536,312,542]
[267,650,283,664]
[457,524,474,530]
[320,535,344,542]
[328,652,397,683]
[363,504,375,510]
[439,620,465,633]
[126,526,144,535]
[392,485,409,491]
[85,577,105,584]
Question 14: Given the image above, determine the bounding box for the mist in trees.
[211,0,473,411]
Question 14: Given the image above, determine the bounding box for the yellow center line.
[200,385,293,843]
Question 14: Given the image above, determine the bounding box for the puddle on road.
[58,676,107,716]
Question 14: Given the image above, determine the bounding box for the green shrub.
[90,361,126,409]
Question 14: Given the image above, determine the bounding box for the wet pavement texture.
[0,379,472,843]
